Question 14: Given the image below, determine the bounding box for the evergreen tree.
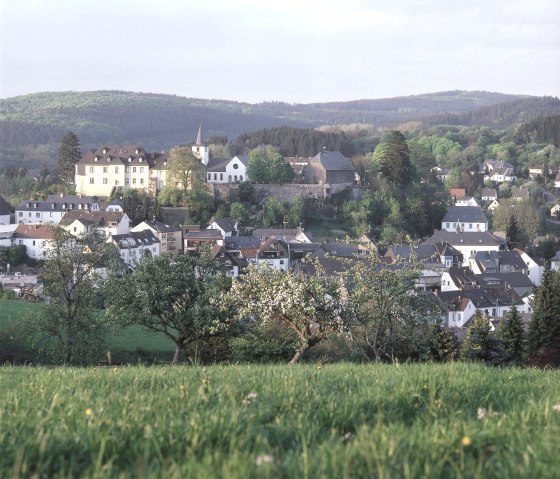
[498,303,526,365]
[506,214,521,250]
[528,261,556,356]
[57,131,81,185]
[371,131,416,187]
[461,312,501,363]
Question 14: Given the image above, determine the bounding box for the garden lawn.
[1,363,560,478]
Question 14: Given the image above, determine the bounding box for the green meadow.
[1,363,560,478]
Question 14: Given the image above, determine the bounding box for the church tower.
[192,125,209,166]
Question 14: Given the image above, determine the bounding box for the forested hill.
[424,96,560,129]
[0,90,532,152]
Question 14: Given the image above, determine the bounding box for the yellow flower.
[461,436,472,447]
[113,367,118,372]
[85,408,94,417]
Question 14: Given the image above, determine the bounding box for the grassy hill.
[1,363,560,478]
[0,90,535,155]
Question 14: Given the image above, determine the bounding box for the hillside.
[0,90,532,156]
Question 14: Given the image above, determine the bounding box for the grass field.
[1,363,560,478]
[0,299,174,364]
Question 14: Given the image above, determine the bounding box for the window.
[115,180,119,186]
[207,174,211,180]
[469,223,472,229]
[140,179,144,185]
[18,212,22,217]
[89,178,95,184]
[233,163,239,170]
[140,167,144,173]
[33,240,36,246]
[446,223,450,228]
[36,213,40,218]
[214,173,218,180]
[133,178,137,185]
[220,173,223,181]
[125,166,130,173]
[125,179,129,185]
[133,167,137,173]
[115,167,119,174]
[89,166,94,173]
[103,167,108,173]
[103,178,108,184]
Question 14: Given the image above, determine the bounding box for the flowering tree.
[228,262,348,364]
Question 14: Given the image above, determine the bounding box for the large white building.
[15,194,102,225]
[75,145,169,197]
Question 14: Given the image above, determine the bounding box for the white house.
[487,199,500,213]
[206,155,249,184]
[551,204,560,218]
[455,196,480,207]
[441,206,489,233]
[207,217,239,237]
[551,251,560,272]
[423,230,504,264]
[131,220,183,257]
[481,188,497,202]
[555,171,560,188]
[0,224,18,248]
[14,224,58,260]
[15,194,102,225]
[59,211,130,238]
[108,230,160,268]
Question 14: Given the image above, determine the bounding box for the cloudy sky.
[1,0,559,103]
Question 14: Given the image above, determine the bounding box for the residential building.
[481,188,497,201]
[184,229,224,254]
[455,196,480,207]
[75,145,169,197]
[15,194,102,225]
[480,160,516,182]
[422,230,504,263]
[303,151,355,185]
[207,217,239,237]
[551,251,560,271]
[511,188,530,202]
[550,204,560,218]
[109,230,161,268]
[441,206,488,232]
[555,171,560,188]
[211,244,243,277]
[131,220,183,257]
[59,211,130,238]
[253,228,312,243]
[0,224,18,247]
[528,165,553,178]
[14,224,58,259]
[255,238,290,271]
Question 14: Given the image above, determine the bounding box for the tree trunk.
[172,343,183,365]
[289,337,321,365]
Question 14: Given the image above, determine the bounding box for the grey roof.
[77,145,168,168]
[185,229,223,239]
[224,236,261,250]
[442,206,488,224]
[311,151,355,171]
[477,271,534,289]
[112,230,159,248]
[253,228,305,240]
[0,195,12,215]
[143,220,182,233]
[16,194,100,212]
[206,158,230,172]
[481,188,497,197]
[423,230,504,247]
[319,242,362,258]
[210,217,237,233]
[472,250,526,270]
[511,188,529,198]
[59,210,125,226]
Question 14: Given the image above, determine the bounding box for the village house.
[14,224,59,260]
[0,224,18,248]
[454,196,480,207]
[433,167,449,182]
[551,251,560,271]
[205,156,249,184]
[528,164,553,178]
[480,160,516,183]
[183,228,224,254]
[108,230,161,268]
[252,228,312,243]
[207,217,239,237]
[211,244,244,277]
[59,210,130,238]
[481,188,497,202]
[550,204,560,218]
[422,230,504,264]
[130,220,183,257]
[441,206,489,233]
[511,188,530,202]
[555,171,560,188]
[15,194,102,225]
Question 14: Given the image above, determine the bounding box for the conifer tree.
[498,303,526,365]
[461,312,501,363]
[506,214,521,250]
[528,261,556,356]
[371,131,416,187]
[57,131,81,185]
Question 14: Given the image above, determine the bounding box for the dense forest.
[0,90,541,157]
[516,115,560,147]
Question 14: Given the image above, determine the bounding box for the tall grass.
[1,363,560,478]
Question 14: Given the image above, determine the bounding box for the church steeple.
[196,124,203,146]
[192,124,209,166]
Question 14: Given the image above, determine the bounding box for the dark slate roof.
[59,210,125,226]
[477,271,534,289]
[472,250,526,270]
[143,220,182,233]
[446,266,479,288]
[320,242,362,258]
[511,188,529,198]
[16,194,100,213]
[206,158,230,172]
[437,291,473,312]
[210,217,237,233]
[112,230,159,249]
[224,236,261,250]
[0,195,12,215]
[423,230,504,247]
[311,151,355,171]
[185,229,223,239]
[442,206,488,224]
[481,188,497,197]
[77,145,168,168]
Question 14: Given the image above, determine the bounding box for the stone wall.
[208,182,367,204]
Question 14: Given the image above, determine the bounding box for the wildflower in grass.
[553,404,560,412]
[477,407,487,419]
[242,392,258,406]
[342,432,354,442]
[85,408,94,417]
[461,436,472,447]
[113,367,118,372]
[255,454,273,466]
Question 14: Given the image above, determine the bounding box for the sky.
[1,0,559,103]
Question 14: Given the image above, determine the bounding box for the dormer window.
[107,157,111,162]
[51,203,55,209]
[135,149,139,154]
[94,156,99,161]
[33,203,37,209]
[139,157,143,163]
[62,203,66,209]
[26,203,30,208]
[128,158,131,163]
[102,148,107,154]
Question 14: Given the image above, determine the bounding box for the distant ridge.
[0,90,545,152]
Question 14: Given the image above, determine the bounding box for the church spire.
[196,124,203,146]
